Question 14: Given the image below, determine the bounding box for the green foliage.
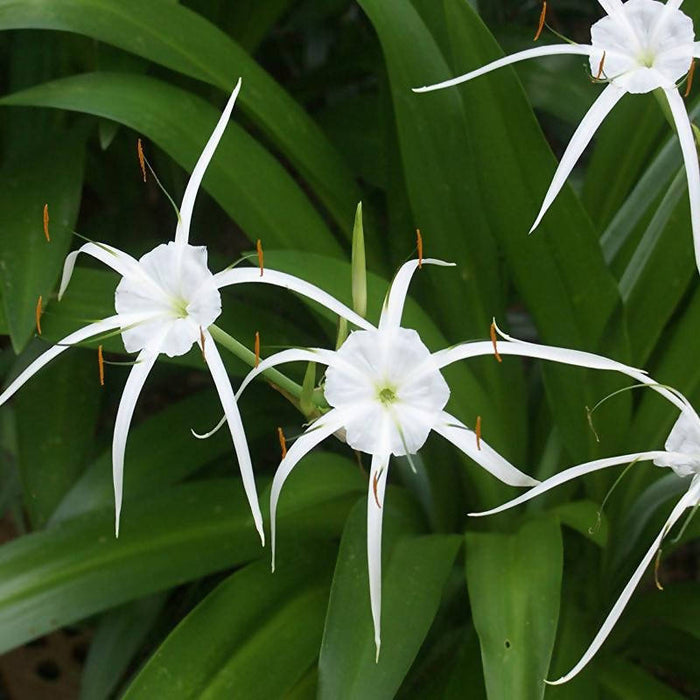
[0,0,698,697]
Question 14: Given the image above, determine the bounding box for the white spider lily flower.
[235,262,655,659]
[414,0,700,270]
[0,78,371,542]
[469,379,700,685]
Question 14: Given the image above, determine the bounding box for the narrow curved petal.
[0,315,126,407]
[665,88,700,275]
[413,44,593,93]
[236,347,361,399]
[493,322,691,415]
[547,478,700,685]
[597,0,625,15]
[174,78,242,247]
[270,408,350,571]
[59,242,142,300]
[214,267,374,331]
[468,451,676,517]
[112,347,160,537]
[530,84,625,233]
[204,331,265,546]
[378,259,455,330]
[433,411,538,487]
[367,450,390,661]
[191,415,227,440]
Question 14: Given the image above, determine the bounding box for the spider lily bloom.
[0,78,371,542]
[414,0,700,268]
[234,264,655,659]
[469,381,700,685]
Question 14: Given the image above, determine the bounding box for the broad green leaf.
[123,546,335,699]
[81,593,167,700]
[465,517,563,700]
[0,72,342,257]
[597,657,684,700]
[0,456,363,653]
[0,129,84,352]
[356,0,502,345]
[318,497,460,699]
[0,0,361,236]
[11,345,100,528]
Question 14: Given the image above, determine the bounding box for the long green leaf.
[123,546,336,699]
[0,128,84,351]
[0,72,342,257]
[0,456,363,654]
[465,517,563,700]
[318,496,460,699]
[0,0,361,235]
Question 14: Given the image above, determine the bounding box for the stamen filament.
[35,296,43,335]
[670,501,700,544]
[534,1,547,42]
[137,138,147,182]
[476,415,482,451]
[416,229,423,269]
[43,204,50,242]
[490,321,502,363]
[254,331,260,368]
[98,344,105,386]
[588,459,638,535]
[277,426,287,459]
[256,239,264,277]
[685,59,696,98]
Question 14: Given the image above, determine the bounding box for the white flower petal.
[378,258,455,330]
[270,408,350,571]
[412,44,593,93]
[547,476,700,685]
[694,40,700,57]
[175,79,242,247]
[597,0,625,14]
[530,84,625,232]
[656,410,700,475]
[59,242,143,301]
[367,450,390,661]
[112,347,160,537]
[665,88,700,274]
[214,267,374,331]
[433,411,538,487]
[0,314,127,407]
[236,347,357,399]
[204,332,264,546]
[468,451,673,517]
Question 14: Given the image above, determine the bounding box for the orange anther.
[686,59,696,98]
[137,138,147,182]
[476,415,482,451]
[372,471,382,509]
[254,331,260,368]
[595,51,606,81]
[654,548,664,591]
[490,321,502,363]
[534,1,547,42]
[43,203,50,242]
[35,296,43,335]
[416,228,423,269]
[256,239,264,277]
[277,426,287,459]
[98,345,105,387]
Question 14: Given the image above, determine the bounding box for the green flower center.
[377,385,398,406]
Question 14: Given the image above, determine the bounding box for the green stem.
[209,325,325,412]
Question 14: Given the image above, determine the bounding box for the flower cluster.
[3,2,700,685]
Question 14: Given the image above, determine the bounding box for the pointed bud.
[351,202,367,318]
